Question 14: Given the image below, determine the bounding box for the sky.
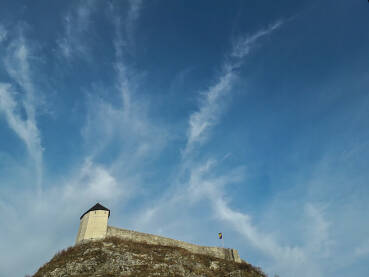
[0,0,368,276]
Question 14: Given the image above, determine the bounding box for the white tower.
[75,203,110,244]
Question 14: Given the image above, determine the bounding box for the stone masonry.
[107,226,242,263]
[76,203,242,263]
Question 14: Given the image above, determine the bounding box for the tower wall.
[75,210,109,244]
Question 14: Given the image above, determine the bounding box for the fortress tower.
[75,203,243,263]
[75,203,110,244]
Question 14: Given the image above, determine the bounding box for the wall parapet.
[106,226,242,263]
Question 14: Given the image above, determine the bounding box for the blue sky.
[0,1,368,276]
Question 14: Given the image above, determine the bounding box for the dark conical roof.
[80,203,110,219]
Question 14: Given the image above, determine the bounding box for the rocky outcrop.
[33,237,266,277]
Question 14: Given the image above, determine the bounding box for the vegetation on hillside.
[33,236,267,277]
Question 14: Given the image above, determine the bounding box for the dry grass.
[33,236,267,277]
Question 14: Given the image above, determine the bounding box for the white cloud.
[0,24,7,42]
[231,21,283,60]
[0,157,125,276]
[81,2,168,193]
[57,1,97,59]
[58,16,73,58]
[116,62,132,117]
[186,71,235,151]
[82,92,168,172]
[0,36,43,194]
[135,155,328,277]
[133,20,331,277]
[183,23,294,269]
[108,0,143,58]
[184,21,283,155]
[0,6,366,277]
[304,203,333,258]
[126,0,143,40]
[107,0,144,121]
[354,239,369,257]
[64,159,123,203]
[185,159,317,276]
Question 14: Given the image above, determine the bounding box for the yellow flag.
[218,232,223,239]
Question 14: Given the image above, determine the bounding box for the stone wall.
[107,226,242,263]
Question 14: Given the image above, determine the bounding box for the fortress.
[75,203,242,263]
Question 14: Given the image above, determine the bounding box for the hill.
[32,236,267,277]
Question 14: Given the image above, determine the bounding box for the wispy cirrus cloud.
[126,0,143,43]
[0,12,141,273]
[0,35,44,195]
[231,21,283,60]
[0,3,148,273]
[63,158,123,204]
[179,17,336,272]
[304,203,333,258]
[185,71,235,152]
[0,24,7,42]
[133,20,334,277]
[185,161,321,276]
[82,0,168,191]
[138,20,283,221]
[57,1,97,60]
[109,0,143,57]
[355,239,369,257]
[185,21,283,155]
[0,156,125,276]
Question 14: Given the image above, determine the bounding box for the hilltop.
[32,236,267,277]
